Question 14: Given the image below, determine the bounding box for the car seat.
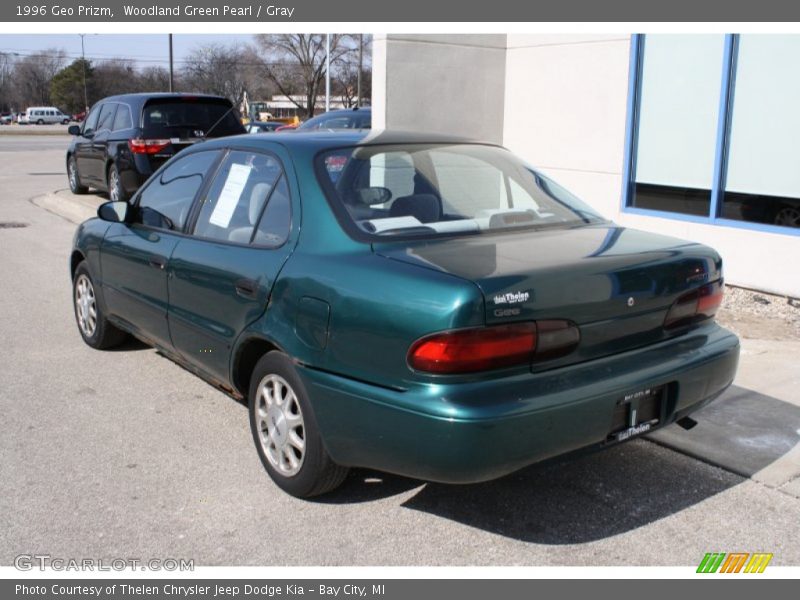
[388,193,442,224]
[227,182,272,243]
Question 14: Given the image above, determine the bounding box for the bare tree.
[0,52,15,111]
[181,44,251,106]
[254,34,354,118]
[137,66,172,92]
[11,49,66,108]
[92,59,140,99]
[333,37,372,108]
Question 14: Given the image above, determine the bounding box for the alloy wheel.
[69,160,78,190]
[109,169,119,202]
[255,374,306,477]
[74,274,97,337]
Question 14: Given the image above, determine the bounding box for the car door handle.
[235,278,259,298]
[148,257,166,270]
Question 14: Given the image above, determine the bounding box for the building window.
[631,35,725,217]
[625,34,800,232]
[723,36,800,228]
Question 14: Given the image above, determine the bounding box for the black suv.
[66,93,245,202]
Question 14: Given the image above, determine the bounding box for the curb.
[0,127,73,136]
[31,190,104,224]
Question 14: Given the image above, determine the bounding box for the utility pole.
[325,33,330,113]
[168,34,174,92]
[79,34,88,111]
[357,34,363,108]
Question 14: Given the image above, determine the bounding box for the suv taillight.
[128,139,170,154]
[408,320,579,374]
[664,280,724,330]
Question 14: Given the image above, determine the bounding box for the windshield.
[142,99,244,137]
[316,143,604,238]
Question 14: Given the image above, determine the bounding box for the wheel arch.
[231,336,282,399]
[70,249,86,280]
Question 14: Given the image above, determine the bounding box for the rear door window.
[192,151,285,244]
[253,176,291,246]
[112,104,132,131]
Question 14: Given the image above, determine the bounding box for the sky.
[0,34,255,68]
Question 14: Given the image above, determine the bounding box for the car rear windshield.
[316,143,604,239]
[142,98,244,137]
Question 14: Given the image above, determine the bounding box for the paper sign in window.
[209,163,252,228]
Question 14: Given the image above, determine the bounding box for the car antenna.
[200,104,236,142]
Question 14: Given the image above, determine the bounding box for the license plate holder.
[607,385,664,443]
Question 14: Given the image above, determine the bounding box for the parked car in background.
[19,106,70,125]
[66,93,245,202]
[247,121,283,134]
[296,107,371,131]
[72,110,87,123]
[0,112,13,125]
[70,130,739,498]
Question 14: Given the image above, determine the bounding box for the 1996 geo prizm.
[70,131,740,497]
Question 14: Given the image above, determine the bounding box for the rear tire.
[73,262,127,349]
[249,351,349,498]
[68,156,88,194]
[36,119,44,125]
[107,163,129,203]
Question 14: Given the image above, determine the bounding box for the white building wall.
[372,34,507,143]
[502,34,631,220]
[376,34,800,297]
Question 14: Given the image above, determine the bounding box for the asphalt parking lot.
[1,134,799,566]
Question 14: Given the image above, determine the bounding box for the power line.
[0,50,370,71]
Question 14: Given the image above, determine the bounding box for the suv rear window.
[142,98,244,137]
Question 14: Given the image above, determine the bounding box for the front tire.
[107,163,129,203]
[249,351,349,498]
[73,262,127,349]
[68,156,88,194]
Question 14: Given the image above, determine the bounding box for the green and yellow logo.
[697,552,773,573]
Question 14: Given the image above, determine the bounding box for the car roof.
[188,129,485,154]
[94,92,233,107]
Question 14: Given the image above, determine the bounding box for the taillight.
[128,138,170,154]
[408,320,579,374]
[664,280,724,330]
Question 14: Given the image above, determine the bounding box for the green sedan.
[70,131,740,497]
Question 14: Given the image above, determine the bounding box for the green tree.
[50,59,93,114]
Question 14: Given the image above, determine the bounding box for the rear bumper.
[300,323,740,484]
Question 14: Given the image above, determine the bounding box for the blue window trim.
[621,33,800,238]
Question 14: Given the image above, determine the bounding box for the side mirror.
[98,201,131,223]
[67,125,81,136]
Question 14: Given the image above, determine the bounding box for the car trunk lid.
[374,225,722,369]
